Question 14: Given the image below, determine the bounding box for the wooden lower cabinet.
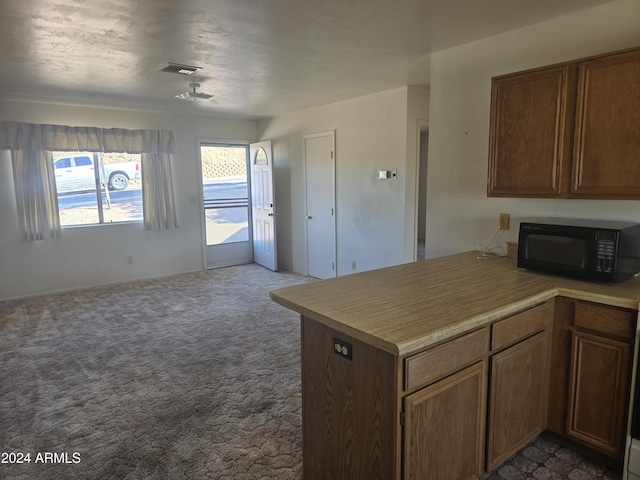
[404,362,487,480]
[566,330,631,458]
[549,298,636,461]
[486,332,549,470]
[547,297,577,434]
[299,298,635,480]
[301,317,398,480]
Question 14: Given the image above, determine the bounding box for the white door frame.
[197,138,253,270]
[414,120,429,261]
[304,130,337,278]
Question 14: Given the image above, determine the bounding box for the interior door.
[305,131,336,279]
[250,141,277,271]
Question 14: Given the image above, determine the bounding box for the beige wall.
[426,0,640,259]
[258,86,429,275]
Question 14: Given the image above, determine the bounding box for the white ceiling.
[0,0,617,119]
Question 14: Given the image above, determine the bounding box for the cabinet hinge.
[400,411,405,426]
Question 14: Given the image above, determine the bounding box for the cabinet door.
[572,49,640,198]
[486,332,549,471]
[404,362,486,480]
[566,330,631,458]
[487,64,575,197]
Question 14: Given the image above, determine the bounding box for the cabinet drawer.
[574,301,635,340]
[404,328,489,391]
[492,303,550,351]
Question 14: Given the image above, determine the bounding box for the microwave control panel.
[595,232,617,273]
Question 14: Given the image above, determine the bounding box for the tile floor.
[484,436,621,480]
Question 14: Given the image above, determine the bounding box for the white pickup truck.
[54,154,140,192]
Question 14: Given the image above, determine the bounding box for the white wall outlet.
[333,338,353,360]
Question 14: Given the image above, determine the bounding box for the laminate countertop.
[269,251,640,357]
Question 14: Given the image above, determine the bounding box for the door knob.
[268,213,273,217]
[306,215,313,219]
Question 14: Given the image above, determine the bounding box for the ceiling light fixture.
[175,82,213,101]
[156,62,202,75]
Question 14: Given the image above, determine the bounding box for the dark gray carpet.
[0,264,312,479]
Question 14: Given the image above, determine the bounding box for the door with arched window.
[250,140,277,271]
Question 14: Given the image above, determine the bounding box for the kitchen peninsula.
[270,251,640,480]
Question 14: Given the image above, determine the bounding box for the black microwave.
[517,218,640,283]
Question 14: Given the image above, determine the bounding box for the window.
[2,121,178,240]
[54,151,143,226]
[201,145,250,245]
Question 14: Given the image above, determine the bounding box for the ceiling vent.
[175,82,213,101]
[156,62,201,75]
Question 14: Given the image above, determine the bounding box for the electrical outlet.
[499,213,510,230]
[333,338,353,361]
[127,256,134,264]
[351,261,357,270]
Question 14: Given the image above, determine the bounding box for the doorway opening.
[200,143,253,269]
[417,122,429,261]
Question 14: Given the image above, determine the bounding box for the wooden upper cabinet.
[572,49,640,198]
[488,65,575,197]
[488,47,640,199]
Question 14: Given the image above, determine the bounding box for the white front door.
[250,141,277,271]
[305,131,336,279]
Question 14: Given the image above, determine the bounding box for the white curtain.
[142,152,179,231]
[11,150,62,241]
[0,122,176,154]
[1,122,179,239]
